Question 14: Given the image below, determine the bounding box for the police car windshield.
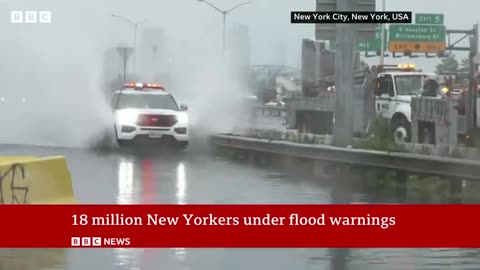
[395,75,423,96]
[115,94,179,110]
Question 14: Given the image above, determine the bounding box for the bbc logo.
[71,237,102,247]
[11,11,51,24]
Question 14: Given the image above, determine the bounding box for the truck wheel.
[421,127,433,144]
[392,118,411,143]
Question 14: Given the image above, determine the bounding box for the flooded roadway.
[0,145,479,270]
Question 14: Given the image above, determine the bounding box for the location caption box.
[291,11,411,24]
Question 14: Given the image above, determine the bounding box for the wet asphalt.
[0,144,479,270]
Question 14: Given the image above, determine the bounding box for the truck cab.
[374,64,439,142]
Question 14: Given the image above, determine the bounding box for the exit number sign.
[415,13,444,25]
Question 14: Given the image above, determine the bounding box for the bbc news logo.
[11,11,52,24]
[71,237,102,247]
[71,237,131,247]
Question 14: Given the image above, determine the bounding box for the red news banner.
[1,205,479,248]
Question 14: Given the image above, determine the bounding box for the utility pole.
[112,14,147,75]
[333,0,356,147]
[379,0,386,65]
[196,0,250,55]
[471,24,478,128]
[133,24,138,74]
[116,46,134,82]
[223,13,226,52]
[123,50,127,81]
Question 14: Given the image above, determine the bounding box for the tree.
[455,58,471,84]
[459,58,469,73]
[435,54,459,74]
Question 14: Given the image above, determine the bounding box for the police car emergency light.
[397,63,415,70]
[380,63,416,72]
[123,82,165,91]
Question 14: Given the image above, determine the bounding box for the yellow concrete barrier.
[0,156,76,204]
[0,156,36,163]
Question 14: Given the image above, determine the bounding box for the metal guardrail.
[255,104,285,111]
[254,105,285,117]
[285,94,335,112]
[411,97,451,123]
[411,96,471,140]
[411,97,458,145]
[212,134,480,180]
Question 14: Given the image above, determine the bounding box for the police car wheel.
[392,119,411,143]
[117,139,130,147]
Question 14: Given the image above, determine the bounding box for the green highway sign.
[358,28,387,51]
[329,28,387,52]
[389,24,446,42]
[415,13,444,25]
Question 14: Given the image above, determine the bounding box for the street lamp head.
[225,1,251,13]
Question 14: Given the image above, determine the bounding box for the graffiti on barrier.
[0,163,30,204]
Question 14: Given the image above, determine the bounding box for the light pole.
[112,14,147,75]
[379,0,386,66]
[196,0,250,54]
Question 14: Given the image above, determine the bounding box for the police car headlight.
[177,112,188,125]
[116,109,138,125]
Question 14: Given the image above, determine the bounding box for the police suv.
[111,82,189,148]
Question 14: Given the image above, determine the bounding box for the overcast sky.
[1,0,478,70]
